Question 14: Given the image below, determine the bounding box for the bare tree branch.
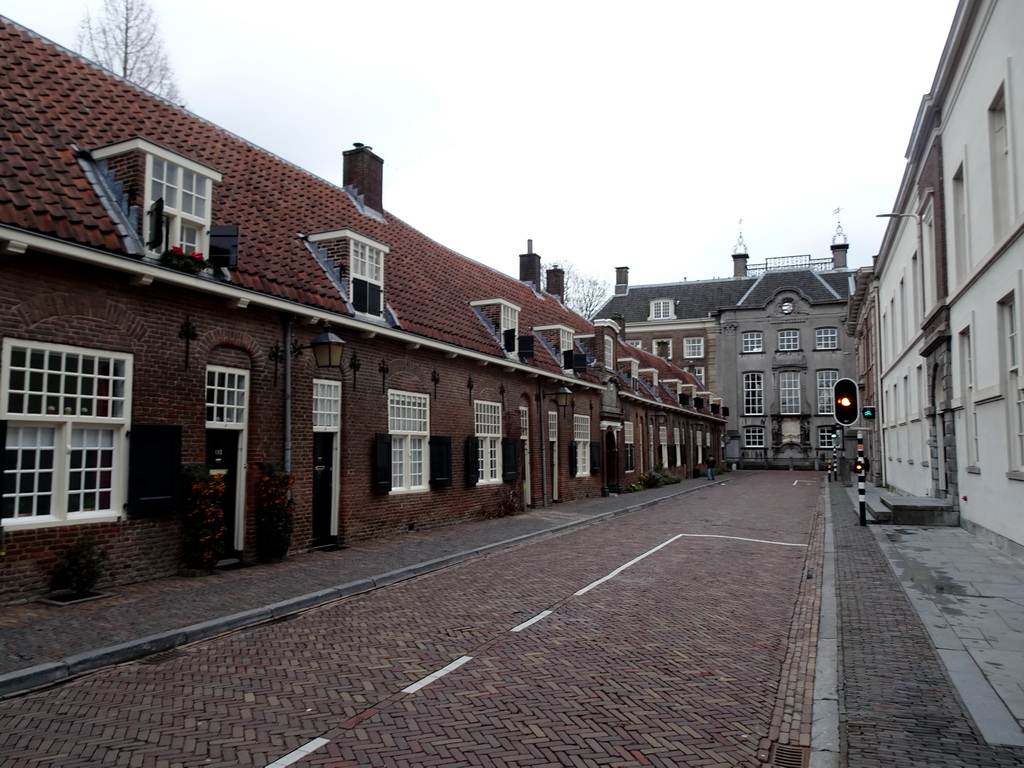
[77,0,182,103]
[542,261,612,320]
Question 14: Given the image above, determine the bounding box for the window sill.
[966,466,981,475]
[1,512,121,531]
[1007,471,1024,482]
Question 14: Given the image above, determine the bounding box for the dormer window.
[650,299,674,321]
[90,138,221,258]
[308,228,389,317]
[470,299,521,355]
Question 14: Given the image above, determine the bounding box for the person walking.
[706,454,716,480]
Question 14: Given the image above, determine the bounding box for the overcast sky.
[5,0,959,287]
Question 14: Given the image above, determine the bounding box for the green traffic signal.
[862,406,876,419]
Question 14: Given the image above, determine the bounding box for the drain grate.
[770,743,809,768]
[137,649,188,665]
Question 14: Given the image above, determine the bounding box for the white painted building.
[873,0,1024,555]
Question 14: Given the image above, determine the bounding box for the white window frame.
[818,426,836,449]
[574,415,591,476]
[815,328,838,350]
[623,421,636,472]
[475,400,502,484]
[312,379,342,431]
[780,371,801,415]
[692,366,706,385]
[744,426,765,448]
[205,366,248,426]
[653,338,672,359]
[743,372,764,416]
[673,427,682,467]
[604,335,614,370]
[742,331,763,353]
[2,340,132,529]
[308,229,390,317]
[778,329,800,351]
[683,337,704,359]
[658,425,668,467]
[502,304,520,355]
[389,390,429,492]
[650,299,674,321]
[817,370,839,415]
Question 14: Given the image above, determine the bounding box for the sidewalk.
[0,473,728,698]
[830,479,1024,765]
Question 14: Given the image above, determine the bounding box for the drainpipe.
[537,381,549,507]
[283,315,293,473]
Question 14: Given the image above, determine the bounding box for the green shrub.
[51,532,109,596]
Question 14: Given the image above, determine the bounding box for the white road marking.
[264,737,330,767]
[511,610,553,632]
[794,480,799,485]
[401,655,473,693]
[675,533,807,547]
[574,534,685,595]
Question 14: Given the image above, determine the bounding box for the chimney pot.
[615,266,629,295]
[520,242,541,286]
[830,242,849,269]
[732,252,749,278]
[343,143,384,213]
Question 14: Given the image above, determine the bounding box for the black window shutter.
[711,403,720,414]
[569,441,578,477]
[501,436,517,481]
[208,225,240,268]
[127,424,181,516]
[695,397,705,409]
[573,354,587,373]
[465,436,480,486]
[429,436,452,489]
[681,393,691,405]
[352,278,368,313]
[518,335,534,358]
[562,349,574,370]
[147,198,164,250]
[503,328,516,352]
[668,444,677,467]
[367,283,383,317]
[722,406,730,417]
[372,433,392,494]
[590,441,602,474]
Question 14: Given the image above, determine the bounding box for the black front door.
[205,429,241,561]
[312,432,335,547]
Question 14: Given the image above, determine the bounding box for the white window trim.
[780,371,801,415]
[389,389,429,493]
[650,299,675,321]
[2,340,133,530]
[312,379,342,432]
[742,331,763,353]
[778,329,800,351]
[744,426,765,449]
[653,338,672,359]
[475,400,503,484]
[744,372,764,416]
[815,328,839,351]
[683,337,704,359]
[574,415,591,476]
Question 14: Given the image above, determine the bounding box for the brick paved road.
[1,473,820,767]
[830,482,1024,768]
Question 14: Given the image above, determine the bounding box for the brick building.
[0,18,725,603]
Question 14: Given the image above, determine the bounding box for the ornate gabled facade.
[595,245,858,470]
[0,17,725,603]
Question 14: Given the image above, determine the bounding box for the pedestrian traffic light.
[862,405,876,420]
[833,378,859,426]
[854,457,869,473]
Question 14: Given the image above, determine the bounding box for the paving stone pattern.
[0,473,820,767]
[830,482,1024,767]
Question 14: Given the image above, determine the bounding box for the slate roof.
[0,18,599,378]
[595,268,854,323]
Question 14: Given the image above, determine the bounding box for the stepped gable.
[0,17,594,368]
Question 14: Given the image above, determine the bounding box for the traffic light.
[833,378,859,426]
[854,457,870,473]
[861,405,876,420]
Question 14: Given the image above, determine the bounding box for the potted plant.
[159,246,208,274]
[255,464,295,562]
[180,464,226,573]
[45,532,110,604]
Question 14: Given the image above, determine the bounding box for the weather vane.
[733,218,747,254]
[832,207,848,245]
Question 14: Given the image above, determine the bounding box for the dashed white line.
[401,655,473,693]
[511,610,553,632]
[264,737,330,767]
[574,534,684,595]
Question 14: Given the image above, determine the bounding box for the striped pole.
[858,430,866,526]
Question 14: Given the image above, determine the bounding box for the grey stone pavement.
[2,470,1024,767]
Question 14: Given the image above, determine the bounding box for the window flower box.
[159,247,208,274]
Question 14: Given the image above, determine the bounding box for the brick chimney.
[519,239,541,286]
[615,266,629,295]
[546,265,565,302]
[343,143,383,213]
[831,242,849,269]
[732,252,749,278]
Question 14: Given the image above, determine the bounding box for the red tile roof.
[0,16,721,406]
